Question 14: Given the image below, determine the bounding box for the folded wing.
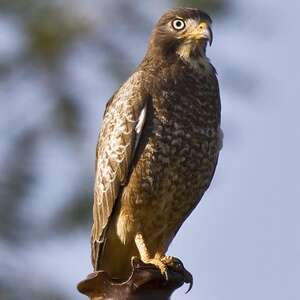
[91,71,148,269]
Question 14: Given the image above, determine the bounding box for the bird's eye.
[172,19,185,31]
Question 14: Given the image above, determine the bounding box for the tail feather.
[95,225,138,280]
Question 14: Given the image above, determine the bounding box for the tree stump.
[77,258,193,300]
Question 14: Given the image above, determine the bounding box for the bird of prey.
[91,8,222,280]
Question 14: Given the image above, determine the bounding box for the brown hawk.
[91,8,222,280]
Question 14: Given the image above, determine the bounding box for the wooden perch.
[77,257,193,300]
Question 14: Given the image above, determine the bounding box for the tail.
[92,224,138,280]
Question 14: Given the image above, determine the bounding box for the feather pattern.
[91,71,148,269]
[90,8,222,279]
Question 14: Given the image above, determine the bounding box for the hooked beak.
[189,22,213,46]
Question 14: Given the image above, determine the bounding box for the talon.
[161,256,181,270]
[142,258,169,280]
[163,268,169,281]
[161,255,174,265]
[157,262,168,280]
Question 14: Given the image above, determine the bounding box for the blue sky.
[0,0,299,299]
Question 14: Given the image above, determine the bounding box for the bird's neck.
[176,41,207,59]
[140,46,215,77]
[176,42,213,73]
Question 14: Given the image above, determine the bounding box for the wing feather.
[91,71,148,269]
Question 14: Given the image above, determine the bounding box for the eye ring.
[172,19,185,31]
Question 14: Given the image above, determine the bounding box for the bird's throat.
[176,42,209,71]
[177,40,207,57]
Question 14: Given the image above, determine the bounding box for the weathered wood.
[77,258,192,300]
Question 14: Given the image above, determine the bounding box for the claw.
[158,263,169,280]
[163,269,169,281]
[132,254,192,290]
[138,257,169,280]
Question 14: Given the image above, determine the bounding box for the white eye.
[172,19,185,31]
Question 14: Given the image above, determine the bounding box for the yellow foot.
[131,255,193,292]
[161,256,188,271]
[144,258,169,279]
[161,255,177,267]
[131,256,168,279]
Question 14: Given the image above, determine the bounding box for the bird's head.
[148,8,213,62]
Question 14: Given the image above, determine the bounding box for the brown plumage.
[91,7,222,280]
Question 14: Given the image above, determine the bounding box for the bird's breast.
[118,71,221,246]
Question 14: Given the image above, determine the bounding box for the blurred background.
[0,0,299,299]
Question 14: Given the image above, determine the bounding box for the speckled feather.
[91,71,148,267]
[91,8,222,278]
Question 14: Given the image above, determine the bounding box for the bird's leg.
[134,233,193,290]
[134,233,168,279]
